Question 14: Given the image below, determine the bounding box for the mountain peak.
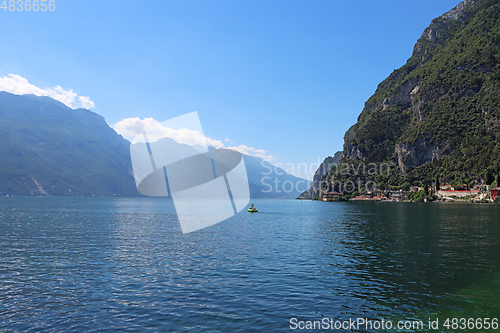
[442,0,480,21]
[412,0,486,58]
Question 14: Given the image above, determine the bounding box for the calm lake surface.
[1,197,499,332]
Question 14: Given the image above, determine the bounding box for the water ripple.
[1,198,499,331]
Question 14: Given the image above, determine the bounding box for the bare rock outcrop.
[383,78,422,110]
[394,137,449,175]
[298,152,342,199]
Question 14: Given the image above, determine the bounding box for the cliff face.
[341,0,500,179]
[298,151,342,199]
[301,0,500,198]
[394,137,450,174]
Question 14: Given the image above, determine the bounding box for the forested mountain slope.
[322,0,500,193]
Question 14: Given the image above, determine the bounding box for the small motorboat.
[248,203,258,212]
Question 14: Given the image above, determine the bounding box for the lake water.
[1,197,499,332]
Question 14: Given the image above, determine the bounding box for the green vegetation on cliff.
[332,0,500,191]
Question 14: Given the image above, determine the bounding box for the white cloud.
[113,117,273,160]
[113,117,159,139]
[113,117,225,149]
[227,144,275,161]
[0,74,95,109]
[78,96,96,109]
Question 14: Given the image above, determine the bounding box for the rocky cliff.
[298,151,342,199]
[301,0,500,197]
[344,0,500,177]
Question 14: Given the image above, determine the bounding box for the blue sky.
[0,0,462,179]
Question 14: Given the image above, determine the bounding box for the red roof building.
[492,187,500,200]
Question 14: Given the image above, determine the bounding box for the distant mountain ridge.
[0,91,138,196]
[0,91,309,198]
[241,153,310,198]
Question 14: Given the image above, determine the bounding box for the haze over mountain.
[302,0,500,199]
[0,91,138,196]
[0,91,308,198]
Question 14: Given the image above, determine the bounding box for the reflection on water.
[314,203,500,325]
[0,198,499,332]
